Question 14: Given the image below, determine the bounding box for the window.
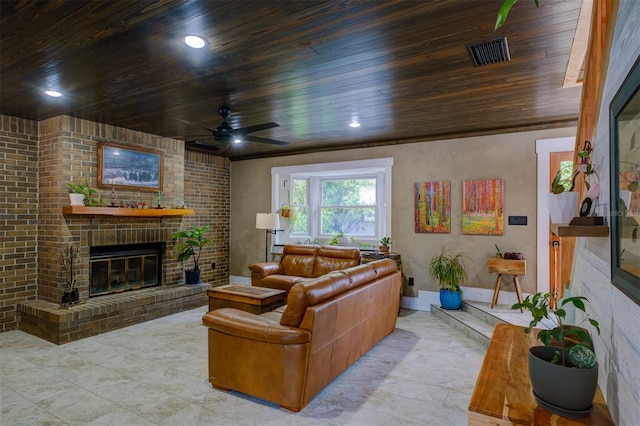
[272,158,393,246]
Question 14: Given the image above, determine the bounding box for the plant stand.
[487,258,526,311]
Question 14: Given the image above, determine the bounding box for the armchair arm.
[202,308,311,345]
[248,262,283,278]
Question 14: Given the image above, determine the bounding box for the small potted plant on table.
[378,236,391,254]
[172,225,211,284]
[429,248,467,310]
[512,292,600,417]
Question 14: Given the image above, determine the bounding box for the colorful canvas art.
[462,179,504,235]
[414,181,451,233]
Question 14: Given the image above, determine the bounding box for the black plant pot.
[61,288,79,304]
[184,269,201,285]
[528,346,598,418]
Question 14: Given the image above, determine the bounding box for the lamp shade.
[256,212,280,230]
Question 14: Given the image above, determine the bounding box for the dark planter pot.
[439,289,462,310]
[528,346,598,418]
[184,269,201,285]
[61,288,79,304]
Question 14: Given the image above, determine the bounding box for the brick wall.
[0,116,39,331]
[0,113,231,336]
[183,150,231,284]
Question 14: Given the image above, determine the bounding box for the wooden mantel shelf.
[62,206,193,217]
[551,224,609,237]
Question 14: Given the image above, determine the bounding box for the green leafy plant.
[172,226,211,271]
[67,178,97,205]
[428,249,467,291]
[512,292,600,368]
[379,236,391,246]
[550,141,600,201]
[495,0,539,30]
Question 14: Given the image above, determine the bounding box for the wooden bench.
[468,323,613,425]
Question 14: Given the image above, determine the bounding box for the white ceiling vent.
[466,37,511,67]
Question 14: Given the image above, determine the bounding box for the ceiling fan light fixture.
[44,90,63,97]
[233,137,242,144]
[184,34,207,49]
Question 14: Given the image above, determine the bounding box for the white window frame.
[271,158,393,246]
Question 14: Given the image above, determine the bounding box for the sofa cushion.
[312,246,361,277]
[280,272,351,328]
[367,258,398,278]
[261,275,311,292]
[338,263,378,286]
[281,244,318,277]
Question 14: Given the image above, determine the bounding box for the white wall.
[571,2,640,423]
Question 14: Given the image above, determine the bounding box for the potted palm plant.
[172,225,211,284]
[512,292,600,417]
[429,248,467,310]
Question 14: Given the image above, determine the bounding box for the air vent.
[466,36,511,67]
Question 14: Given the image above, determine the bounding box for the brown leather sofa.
[248,244,361,291]
[202,258,401,412]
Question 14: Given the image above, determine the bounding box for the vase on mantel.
[547,192,579,224]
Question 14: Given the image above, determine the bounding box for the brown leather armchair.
[248,244,361,291]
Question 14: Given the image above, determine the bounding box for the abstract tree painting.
[462,179,504,235]
[414,181,451,233]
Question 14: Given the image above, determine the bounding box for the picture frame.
[609,54,640,306]
[462,178,504,235]
[414,181,451,233]
[98,141,163,191]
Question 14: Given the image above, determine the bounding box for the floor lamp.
[256,213,281,262]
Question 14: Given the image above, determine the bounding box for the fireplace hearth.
[90,243,163,297]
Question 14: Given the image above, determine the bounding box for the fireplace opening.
[90,243,164,297]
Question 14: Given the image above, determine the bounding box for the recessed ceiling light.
[184,35,207,49]
[349,121,361,128]
[44,90,63,97]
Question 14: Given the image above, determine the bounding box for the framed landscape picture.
[462,179,504,235]
[414,181,451,233]
[98,142,163,191]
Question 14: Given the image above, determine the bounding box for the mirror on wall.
[610,55,640,305]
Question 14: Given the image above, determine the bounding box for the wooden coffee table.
[207,285,286,314]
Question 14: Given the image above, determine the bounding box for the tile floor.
[1,307,487,425]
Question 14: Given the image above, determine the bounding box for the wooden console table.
[468,323,613,425]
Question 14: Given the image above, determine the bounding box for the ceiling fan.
[186,106,289,151]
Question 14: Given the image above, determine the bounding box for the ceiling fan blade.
[244,135,290,146]
[235,122,279,134]
[185,141,220,151]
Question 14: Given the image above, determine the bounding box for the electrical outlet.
[408,277,414,286]
[211,262,216,269]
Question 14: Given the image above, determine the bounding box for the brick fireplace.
[2,114,230,343]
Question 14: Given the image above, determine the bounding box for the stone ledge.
[18,284,211,344]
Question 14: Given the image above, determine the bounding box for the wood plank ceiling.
[0,0,586,160]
